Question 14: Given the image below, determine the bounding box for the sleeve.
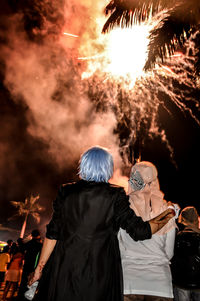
[7,254,10,263]
[164,227,176,260]
[114,188,152,241]
[46,185,65,240]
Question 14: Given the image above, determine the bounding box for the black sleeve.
[114,187,152,241]
[46,186,64,240]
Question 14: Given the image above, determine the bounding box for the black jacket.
[23,238,42,274]
[34,180,151,301]
[171,227,200,289]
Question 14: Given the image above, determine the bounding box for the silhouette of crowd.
[0,230,42,301]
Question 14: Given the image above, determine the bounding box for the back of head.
[3,245,9,253]
[172,206,200,287]
[31,229,40,239]
[7,239,13,246]
[10,242,18,255]
[129,161,158,192]
[79,146,113,182]
[128,161,174,235]
[178,206,199,227]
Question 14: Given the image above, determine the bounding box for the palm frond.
[10,201,28,215]
[31,212,41,223]
[30,204,44,213]
[10,194,44,220]
[10,201,21,208]
[29,194,40,205]
[144,3,198,70]
[8,213,20,221]
[102,0,177,32]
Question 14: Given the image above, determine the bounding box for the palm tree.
[102,0,200,72]
[10,195,44,238]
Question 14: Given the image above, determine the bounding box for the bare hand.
[28,268,42,286]
[149,208,175,234]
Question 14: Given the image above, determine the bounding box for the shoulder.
[109,183,126,192]
[25,240,31,247]
[54,182,77,199]
[62,182,76,188]
[60,181,79,192]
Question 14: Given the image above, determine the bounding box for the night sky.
[0,0,199,242]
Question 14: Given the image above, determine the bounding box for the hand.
[167,201,175,210]
[28,268,42,286]
[149,208,175,234]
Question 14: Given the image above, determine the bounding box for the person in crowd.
[16,238,24,251]
[6,240,13,255]
[171,206,200,301]
[28,146,175,301]
[118,161,179,301]
[0,246,10,290]
[17,230,42,300]
[2,243,24,300]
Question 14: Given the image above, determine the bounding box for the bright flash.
[80,20,154,86]
[105,25,152,83]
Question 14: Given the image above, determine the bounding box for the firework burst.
[76,10,200,165]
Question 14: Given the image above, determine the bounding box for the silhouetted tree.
[10,195,44,238]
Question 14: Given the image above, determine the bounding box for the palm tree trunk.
[20,212,29,238]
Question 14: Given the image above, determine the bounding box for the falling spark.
[63,32,79,38]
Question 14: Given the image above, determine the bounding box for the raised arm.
[148,209,175,234]
[115,187,175,240]
[114,188,152,241]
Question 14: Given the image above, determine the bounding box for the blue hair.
[79,146,114,182]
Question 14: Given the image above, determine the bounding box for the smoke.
[0,0,125,170]
[0,0,129,240]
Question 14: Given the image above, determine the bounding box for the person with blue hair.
[28,146,175,301]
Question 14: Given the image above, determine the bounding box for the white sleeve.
[164,228,176,260]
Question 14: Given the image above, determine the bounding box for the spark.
[63,32,79,38]
[157,65,177,77]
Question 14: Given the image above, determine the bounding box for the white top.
[118,228,176,298]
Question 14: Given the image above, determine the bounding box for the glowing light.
[171,52,183,57]
[105,26,151,83]
[79,20,154,86]
[63,32,79,38]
